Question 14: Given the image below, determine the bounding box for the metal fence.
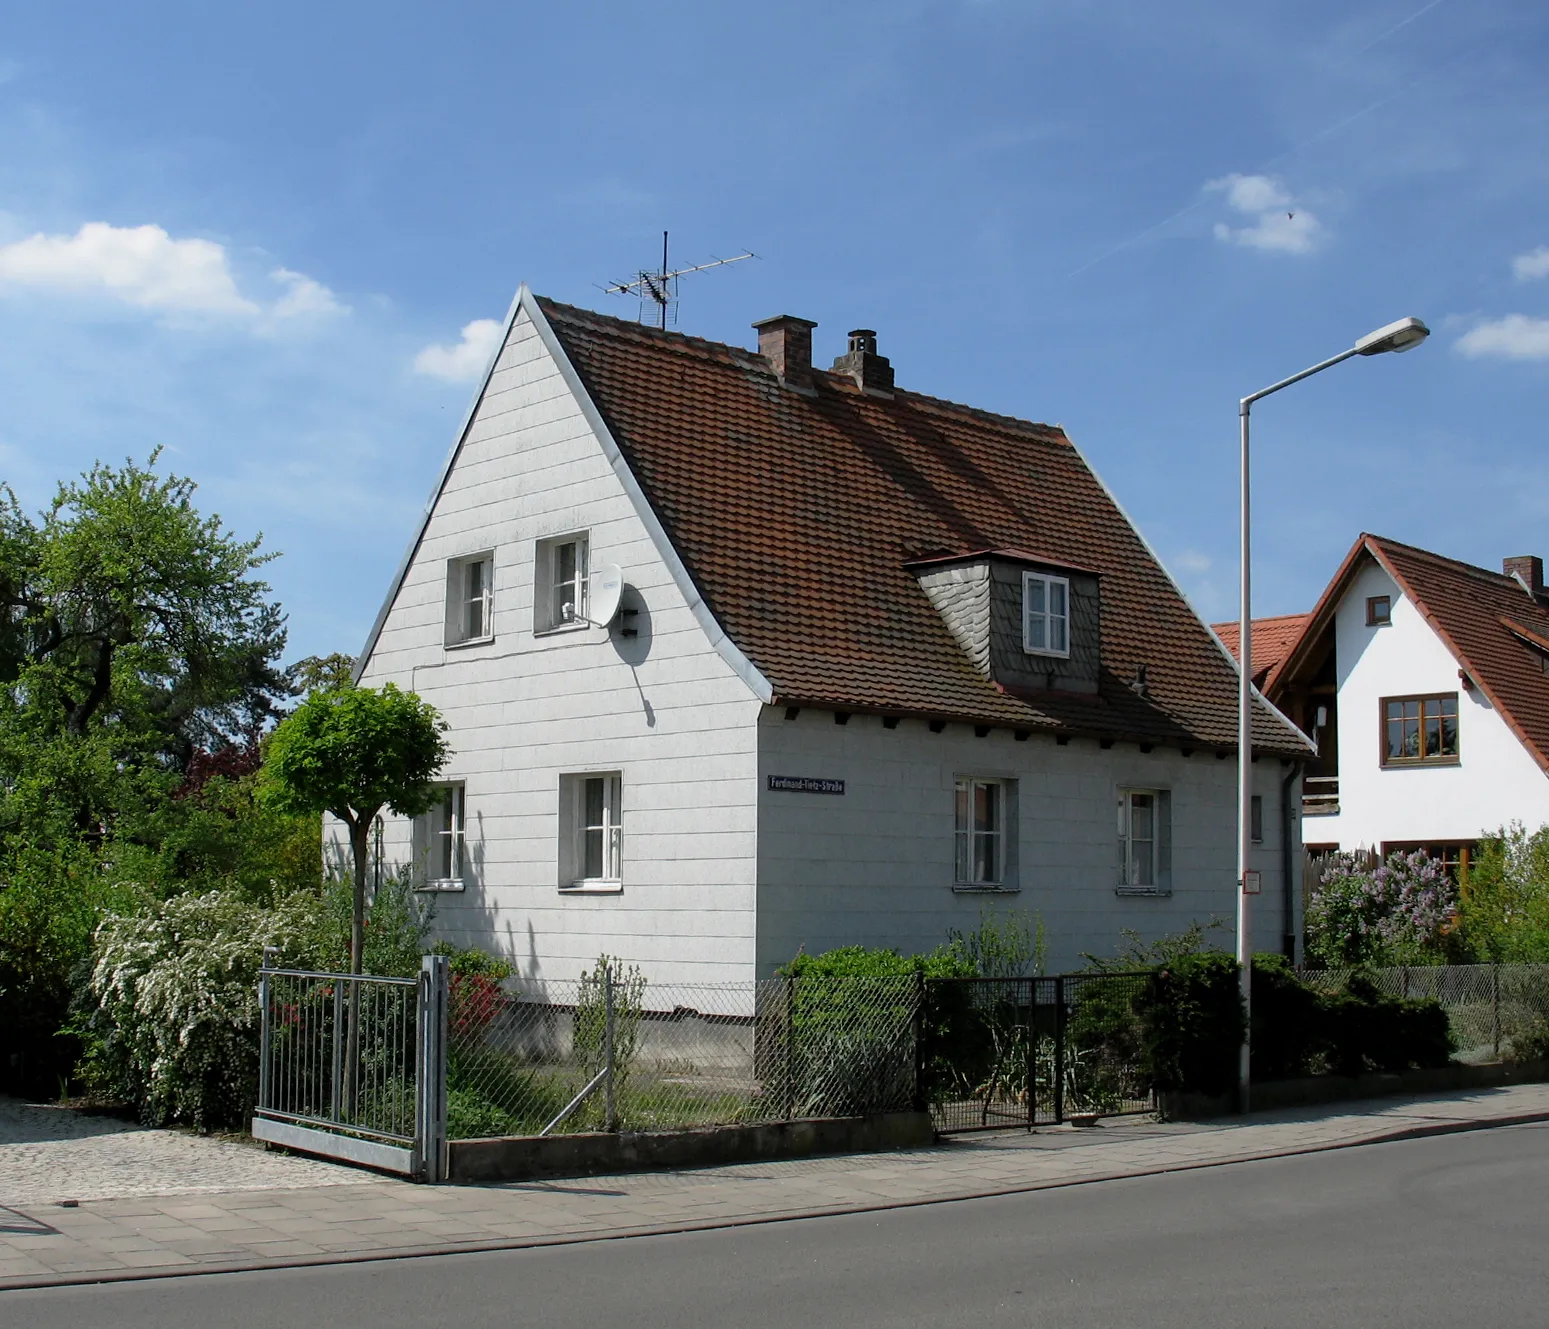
[252,954,448,1178]
[925,972,1154,1134]
[1300,964,1549,1064]
[446,969,920,1140]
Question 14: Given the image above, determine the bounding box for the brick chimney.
[1505,555,1546,600]
[752,315,817,390]
[831,328,894,395]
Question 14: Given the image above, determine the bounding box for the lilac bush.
[1306,850,1458,967]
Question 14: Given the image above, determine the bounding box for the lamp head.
[1354,316,1430,356]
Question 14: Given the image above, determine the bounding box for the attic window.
[1366,595,1392,626]
[535,533,589,633]
[1023,572,1070,658]
[445,553,494,646]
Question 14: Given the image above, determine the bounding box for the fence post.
[1023,978,1035,1132]
[1053,975,1067,1126]
[912,970,927,1113]
[330,980,345,1123]
[1492,963,1502,1061]
[784,976,797,1120]
[417,954,449,1183]
[257,947,277,1117]
[603,964,617,1133]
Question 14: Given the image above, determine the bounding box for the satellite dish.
[586,563,624,627]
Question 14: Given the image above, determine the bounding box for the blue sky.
[2,0,1546,664]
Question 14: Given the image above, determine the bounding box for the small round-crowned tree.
[261,683,449,974]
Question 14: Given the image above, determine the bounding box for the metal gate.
[926,973,1154,1133]
[252,953,448,1180]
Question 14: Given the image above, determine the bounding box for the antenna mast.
[603,231,754,329]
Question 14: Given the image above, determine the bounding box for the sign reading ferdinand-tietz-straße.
[767,775,845,795]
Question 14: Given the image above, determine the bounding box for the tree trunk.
[349,817,370,976]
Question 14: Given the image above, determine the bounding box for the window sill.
[444,636,495,651]
[952,884,1020,894]
[415,879,467,893]
[1115,886,1172,898]
[1022,648,1071,661]
[560,881,623,895]
[1380,758,1461,770]
[534,621,591,639]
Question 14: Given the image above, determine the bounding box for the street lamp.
[1235,315,1428,1111]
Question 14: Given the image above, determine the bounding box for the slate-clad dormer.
[910,550,1101,695]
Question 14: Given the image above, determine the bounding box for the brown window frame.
[1366,595,1392,626]
[1380,692,1460,767]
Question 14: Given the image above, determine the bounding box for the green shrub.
[1138,952,1245,1098]
[1250,953,1323,1082]
[77,889,329,1127]
[1319,972,1453,1076]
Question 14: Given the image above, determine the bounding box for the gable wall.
[1312,561,1549,849]
[348,305,764,985]
[755,710,1294,976]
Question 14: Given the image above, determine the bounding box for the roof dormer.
[908,549,1101,694]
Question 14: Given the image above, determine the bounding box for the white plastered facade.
[1303,560,1549,850]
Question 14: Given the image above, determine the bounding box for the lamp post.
[1235,316,1429,1111]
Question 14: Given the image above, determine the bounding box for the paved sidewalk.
[3,1083,1547,1290]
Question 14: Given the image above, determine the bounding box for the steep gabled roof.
[531,296,1307,755]
[1212,613,1312,690]
[1272,534,1549,774]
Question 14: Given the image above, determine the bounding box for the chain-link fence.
[1301,964,1549,1064]
[445,969,921,1140]
[925,973,1154,1134]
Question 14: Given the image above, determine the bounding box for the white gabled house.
[1229,535,1549,875]
[345,289,1312,983]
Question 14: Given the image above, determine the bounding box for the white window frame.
[954,777,1008,888]
[417,783,466,891]
[560,772,623,890]
[445,552,494,647]
[1022,571,1071,658]
[1117,787,1170,894]
[535,533,589,634]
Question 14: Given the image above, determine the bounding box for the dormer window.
[1023,571,1070,657]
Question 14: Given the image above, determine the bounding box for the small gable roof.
[1212,613,1312,690]
[532,296,1307,755]
[1274,534,1549,774]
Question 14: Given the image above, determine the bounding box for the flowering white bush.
[81,890,327,1127]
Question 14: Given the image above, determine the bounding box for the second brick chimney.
[1505,554,1546,600]
[831,328,895,395]
[752,314,817,390]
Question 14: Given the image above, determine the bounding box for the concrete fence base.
[1160,1058,1549,1121]
[447,1110,935,1184]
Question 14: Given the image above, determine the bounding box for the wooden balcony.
[1302,775,1339,816]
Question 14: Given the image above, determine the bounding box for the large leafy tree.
[0,454,293,1091]
[261,683,449,974]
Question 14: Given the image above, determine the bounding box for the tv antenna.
[603,231,754,329]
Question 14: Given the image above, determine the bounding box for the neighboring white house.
[346,288,1311,984]
[1224,535,1549,875]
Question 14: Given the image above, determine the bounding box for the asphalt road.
[9,1123,1548,1328]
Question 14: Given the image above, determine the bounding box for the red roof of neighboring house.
[1212,613,1312,690]
[1273,534,1549,774]
[536,297,1308,755]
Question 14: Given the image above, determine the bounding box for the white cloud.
[269,267,348,320]
[1456,314,1549,361]
[1512,246,1549,282]
[1207,173,1323,255]
[0,222,258,314]
[413,318,504,382]
[1172,549,1212,574]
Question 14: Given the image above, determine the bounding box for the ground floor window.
[415,783,465,889]
[955,777,1015,887]
[560,772,623,888]
[1381,841,1476,882]
[1117,788,1171,892]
